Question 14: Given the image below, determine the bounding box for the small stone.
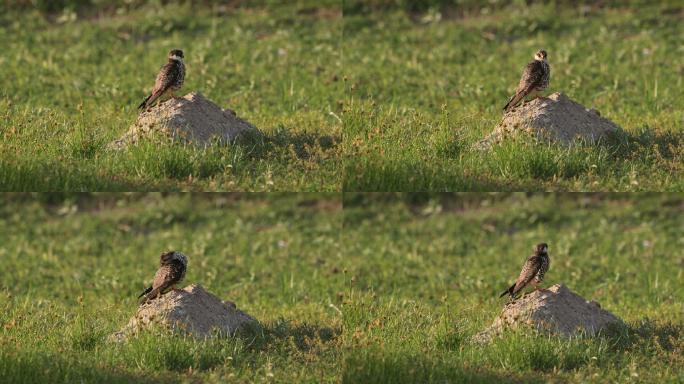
[475,93,624,149]
[473,284,623,343]
[109,284,258,342]
[108,92,259,150]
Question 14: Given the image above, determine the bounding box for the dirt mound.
[477,92,624,148]
[109,284,257,342]
[474,284,623,343]
[108,92,258,149]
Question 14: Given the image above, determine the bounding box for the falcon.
[138,251,188,303]
[503,49,550,112]
[138,49,186,111]
[499,243,550,300]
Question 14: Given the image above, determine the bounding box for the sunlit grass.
[0,2,342,191]
[0,193,344,383]
[342,3,684,191]
[341,193,684,383]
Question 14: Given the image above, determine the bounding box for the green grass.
[343,3,684,191]
[2,193,684,383]
[341,193,684,382]
[0,2,342,191]
[0,193,344,383]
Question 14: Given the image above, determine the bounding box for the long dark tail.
[138,94,152,110]
[139,287,162,304]
[503,92,523,112]
[499,283,515,298]
[138,286,152,299]
[503,97,513,111]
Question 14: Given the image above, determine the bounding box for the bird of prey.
[138,49,186,111]
[503,49,550,112]
[138,251,188,303]
[500,243,550,300]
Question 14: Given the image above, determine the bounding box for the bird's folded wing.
[152,265,172,289]
[506,92,525,111]
[516,61,544,94]
[153,62,180,95]
[512,256,540,293]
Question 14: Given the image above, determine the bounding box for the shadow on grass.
[123,126,339,180]
[240,317,341,354]
[0,125,340,191]
[111,318,340,373]
[0,351,172,384]
[546,125,684,167]
[343,158,533,192]
[342,349,546,384]
[618,127,684,161]
[0,158,144,191]
[343,123,684,190]
[475,318,683,375]
[469,125,684,186]
[249,125,340,161]
[602,317,683,353]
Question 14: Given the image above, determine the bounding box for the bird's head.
[534,49,547,62]
[535,243,549,255]
[160,250,188,267]
[168,49,184,62]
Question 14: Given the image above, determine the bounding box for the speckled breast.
[538,61,550,90]
[172,62,185,91]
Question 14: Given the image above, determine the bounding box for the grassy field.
[0,2,341,191]
[342,193,684,382]
[0,193,345,383]
[343,3,684,191]
[2,193,683,383]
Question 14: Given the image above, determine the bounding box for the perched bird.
[503,49,550,112]
[138,49,186,111]
[500,243,550,300]
[138,251,188,303]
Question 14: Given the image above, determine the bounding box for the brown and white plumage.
[500,243,550,300]
[138,49,185,111]
[503,49,550,112]
[138,251,188,303]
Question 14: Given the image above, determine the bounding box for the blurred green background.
[341,192,684,382]
[342,1,684,191]
[1,192,683,382]
[0,192,344,383]
[0,0,342,191]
